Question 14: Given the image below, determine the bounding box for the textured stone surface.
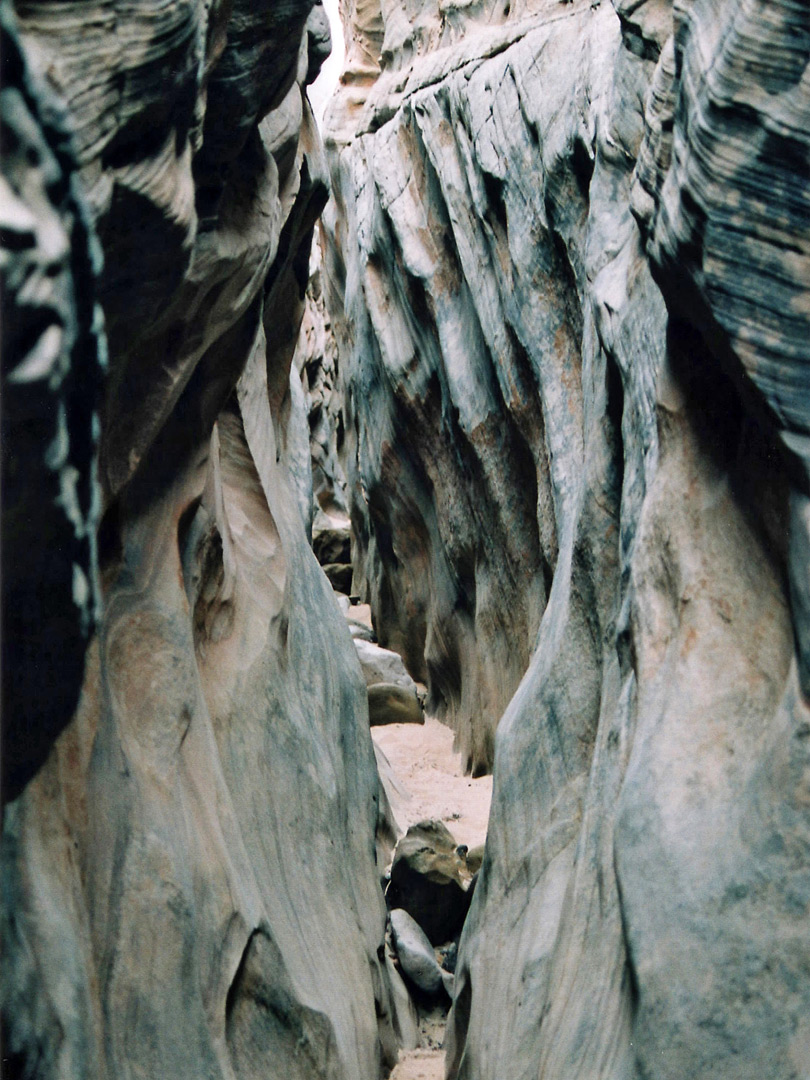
[0,3,104,801]
[389,908,445,996]
[294,238,349,517]
[323,0,810,1078]
[355,637,420,690]
[386,821,470,945]
[1,2,399,1078]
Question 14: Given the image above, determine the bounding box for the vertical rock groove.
[322,0,810,1077]
[2,1,398,1077]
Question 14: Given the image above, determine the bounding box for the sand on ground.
[372,717,492,853]
[371,716,493,1080]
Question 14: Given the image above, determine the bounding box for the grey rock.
[373,740,401,877]
[312,522,352,566]
[334,591,352,615]
[354,638,419,690]
[0,4,103,802]
[367,682,425,727]
[323,0,810,1078]
[348,619,377,642]
[0,1,400,1078]
[384,949,420,1051]
[389,908,444,996]
[386,821,470,945]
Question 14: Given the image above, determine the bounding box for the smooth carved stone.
[389,908,444,996]
[386,821,471,945]
[1,1,401,1077]
[294,249,348,517]
[367,682,425,727]
[0,7,103,802]
[324,0,810,1077]
[384,948,420,1050]
[354,638,418,690]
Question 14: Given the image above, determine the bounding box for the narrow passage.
[372,715,492,1079]
[317,510,493,1077]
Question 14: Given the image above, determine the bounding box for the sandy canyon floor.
[371,717,493,1079]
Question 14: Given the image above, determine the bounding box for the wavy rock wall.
[1,2,399,1077]
[294,236,349,518]
[323,0,810,1076]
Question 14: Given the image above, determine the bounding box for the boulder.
[322,562,353,594]
[354,638,418,690]
[386,821,471,945]
[389,908,444,996]
[464,844,485,876]
[367,683,424,727]
[312,523,351,566]
[333,592,352,615]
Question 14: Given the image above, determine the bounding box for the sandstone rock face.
[1,2,398,1078]
[323,1,810,1078]
[0,3,104,802]
[294,238,349,518]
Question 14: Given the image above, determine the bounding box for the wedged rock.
[389,908,444,996]
[334,592,352,615]
[355,638,418,690]
[312,522,351,565]
[386,821,470,945]
[322,561,353,593]
[367,683,425,727]
[438,941,458,975]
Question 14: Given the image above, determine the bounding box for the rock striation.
[322,1,810,1078]
[1,2,399,1078]
[294,236,350,520]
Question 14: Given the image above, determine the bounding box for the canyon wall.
[323,0,810,1077]
[1,2,399,1077]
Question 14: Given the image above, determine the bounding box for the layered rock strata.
[323,0,810,1077]
[1,2,398,1078]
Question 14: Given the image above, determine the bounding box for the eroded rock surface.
[294,237,349,518]
[323,0,810,1078]
[1,2,398,1078]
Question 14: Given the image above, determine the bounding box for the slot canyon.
[1,0,809,1078]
